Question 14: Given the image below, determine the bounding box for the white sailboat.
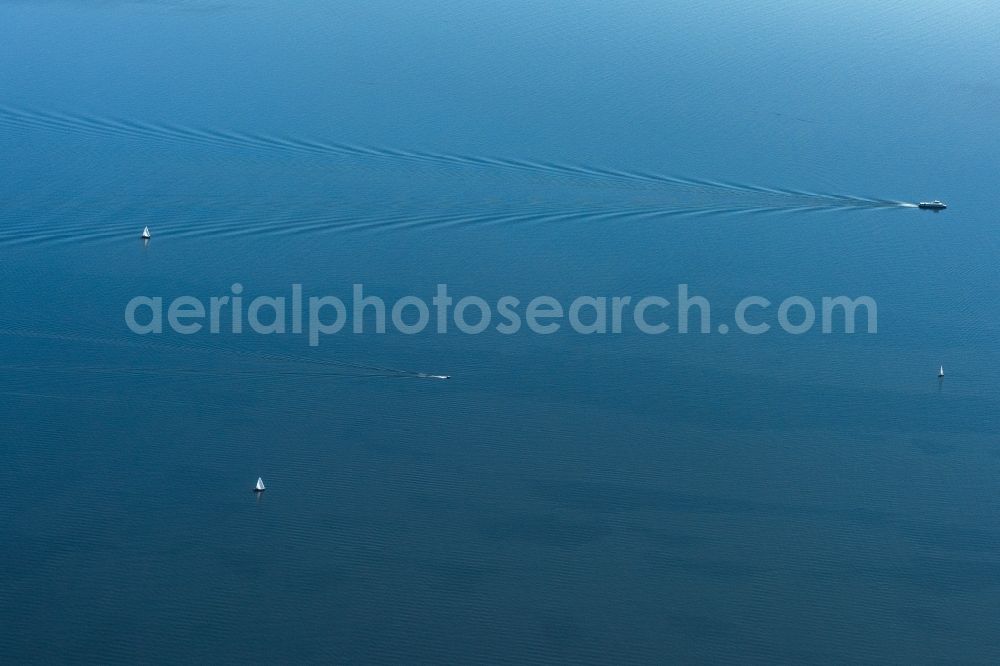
[141,226,151,239]
[938,365,944,378]
[254,477,266,492]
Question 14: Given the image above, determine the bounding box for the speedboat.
[918,200,947,210]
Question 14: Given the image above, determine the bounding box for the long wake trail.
[0,104,910,213]
[0,327,448,381]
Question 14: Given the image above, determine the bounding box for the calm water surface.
[2,0,999,662]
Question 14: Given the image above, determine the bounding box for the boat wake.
[0,326,448,383]
[0,103,914,245]
[0,197,867,248]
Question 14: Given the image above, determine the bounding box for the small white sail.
[254,477,266,492]
[938,365,944,378]
[141,226,151,239]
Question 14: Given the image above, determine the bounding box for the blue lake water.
[2,0,1000,662]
